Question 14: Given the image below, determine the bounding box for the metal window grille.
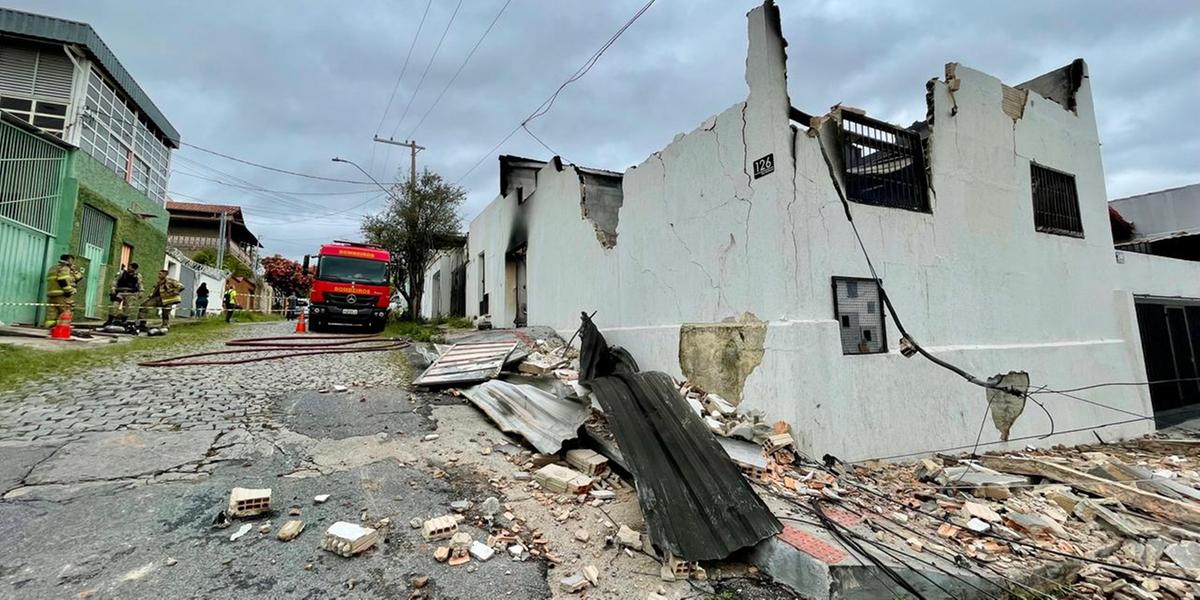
[0,117,65,234]
[832,277,887,355]
[79,66,171,203]
[840,112,929,212]
[1030,163,1082,237]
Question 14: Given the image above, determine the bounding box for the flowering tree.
[260,255,313,297]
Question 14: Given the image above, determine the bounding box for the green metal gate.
[79,205,115,318]
[0,117,67,325]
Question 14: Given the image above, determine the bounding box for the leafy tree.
[191,248,253,279]
[361,168,463,320]
[260,255,314,297]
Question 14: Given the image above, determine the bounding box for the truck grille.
[324,293,379,306]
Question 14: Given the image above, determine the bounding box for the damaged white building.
[424,0,1200,461]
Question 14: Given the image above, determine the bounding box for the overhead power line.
[172,170,381,196]
[375,0,435,136]
[405,0,512,139]
[173,155,331,213]
[180,142,387,185]
[454,0,658,185]
[388,0,464,138]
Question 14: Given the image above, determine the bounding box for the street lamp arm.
[331,157,397,199]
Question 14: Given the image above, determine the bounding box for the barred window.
[840,111,929,212]
[1031,163,1082,237]
[833,277,886,355]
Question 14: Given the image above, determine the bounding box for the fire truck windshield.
[317,256,388,285]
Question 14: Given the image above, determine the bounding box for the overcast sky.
[8,0,1198,259]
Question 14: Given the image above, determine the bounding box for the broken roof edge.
[498,153,622,198]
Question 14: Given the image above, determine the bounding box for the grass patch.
[383,320,444,343]
[0,317,268,392]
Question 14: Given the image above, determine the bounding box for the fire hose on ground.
[138,334,411,367]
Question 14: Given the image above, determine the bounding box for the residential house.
[162,246,228,318]
[165,200,270,310]
[432,1,1200,460]
[0,7,178,324]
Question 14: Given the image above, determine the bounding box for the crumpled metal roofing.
[458,377,590,454]
[586,371,783,561]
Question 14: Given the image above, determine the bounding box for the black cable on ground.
[812,498,928,599]
[139,335,410,367]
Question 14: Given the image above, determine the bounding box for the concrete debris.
[433,547,450,562]
[450,500,472,513]
[565,448,609,476]
[481,496,501,518]
[332,385,348,393]
[411,575,429,589]
[469,541,495,561]
[422,515,458,542]
[574,529,590,543]
[582,564,599,586]
[616,525,641,548]
[559,574,588,593]
[229,523,252,542]
[422,434,440,442]
[534,464,592,494]
[164,557,177,567]
[313,494,331,504]
[588,489,616,500]
[276,519,305,541]
[320,522,379,557]
[448,532,472,566]
[1165,541,1200,572]
[508,544,525,558]
[227,487,271,518]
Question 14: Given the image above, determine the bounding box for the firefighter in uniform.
[44,254,82,328]
[137,269,184,331]
[104,262,142,327]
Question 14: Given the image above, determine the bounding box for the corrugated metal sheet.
[587,371,782,561]
[0,7,179,144]
[412,339,519,387]
[459,377,591,454]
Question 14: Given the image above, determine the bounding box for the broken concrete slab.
[25,431,218,485]
[677,313,767,406]
[276,519,305,541]
[0,443,60,495]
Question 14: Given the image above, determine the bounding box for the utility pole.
[372,137,424,186]
[215,210,227,272]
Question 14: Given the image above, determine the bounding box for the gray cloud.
[9,0,1197,258]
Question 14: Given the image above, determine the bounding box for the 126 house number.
[753,154,775,179]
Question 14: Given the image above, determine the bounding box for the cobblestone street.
[0,322,553,599]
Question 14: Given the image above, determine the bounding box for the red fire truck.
[302,241,392,332]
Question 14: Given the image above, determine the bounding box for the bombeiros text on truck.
[302,241,393,332]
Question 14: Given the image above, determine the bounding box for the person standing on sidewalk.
[223,286,238,323]
[43,254,81,328]
[195,282,210,317]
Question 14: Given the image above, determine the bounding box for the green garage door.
[79,205,115,319]
[0,118,66,325]
[0,218,52,325]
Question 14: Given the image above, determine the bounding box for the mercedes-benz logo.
[346,294,357,305]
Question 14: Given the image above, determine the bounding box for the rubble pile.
[757,436,1200,598]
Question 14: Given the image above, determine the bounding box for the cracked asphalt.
[0,321,550,600]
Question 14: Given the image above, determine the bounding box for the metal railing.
[0,117,66,234]
[167,234,254,267]
[1031,163,1083,237]
[840,111,929,212]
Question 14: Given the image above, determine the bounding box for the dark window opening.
[1031,163,1083,237]
[832,276,887,355]
[840,111,930,212]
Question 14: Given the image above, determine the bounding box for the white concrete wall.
[445,1,1200,461]
[420,247,465,319]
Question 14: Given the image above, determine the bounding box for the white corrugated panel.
[32,50,74,101]
[0,44,37,96]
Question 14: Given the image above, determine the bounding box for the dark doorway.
[1134,299,1200,426]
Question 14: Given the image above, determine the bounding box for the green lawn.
[0,314,281,392]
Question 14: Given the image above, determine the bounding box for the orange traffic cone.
[295,309,307,333]
[49,310,72,340]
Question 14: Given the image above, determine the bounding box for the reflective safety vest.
[45,263,80,298]
[224,289,237,306]
[153,277,184,305]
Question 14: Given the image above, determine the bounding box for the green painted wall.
[66,152,169,301]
